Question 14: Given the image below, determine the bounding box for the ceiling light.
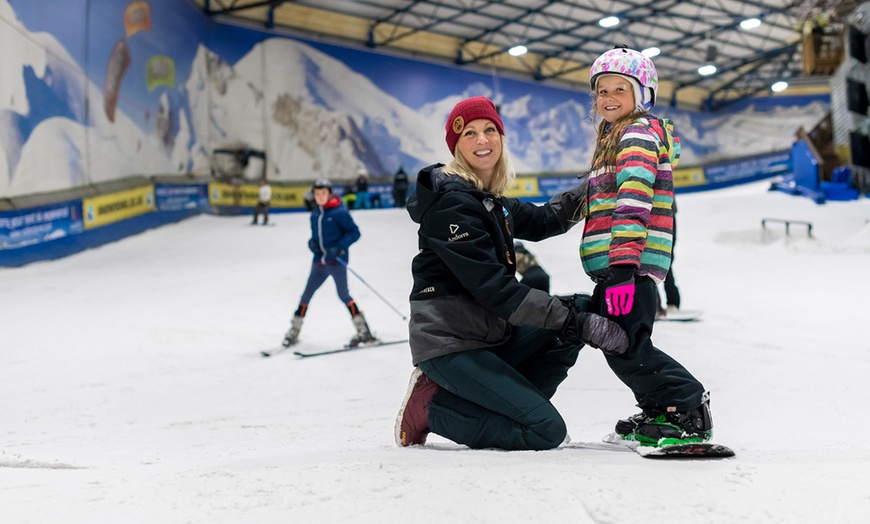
[599,16,620,28]
[740,18,761,30]
[698,64,717,76]
[641,47,660,58]
[771,81,788,92]
[508,45,528,57]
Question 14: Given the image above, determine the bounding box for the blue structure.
[770,140,861,203]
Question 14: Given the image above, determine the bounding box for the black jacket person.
[394,96,628,451]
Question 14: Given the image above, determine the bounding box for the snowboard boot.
[349,312,377,347]
[616,392,713,447]
[282,315,304,347]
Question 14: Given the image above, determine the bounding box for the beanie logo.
[452,116,464,134]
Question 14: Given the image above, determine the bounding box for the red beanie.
[444,96,504,155]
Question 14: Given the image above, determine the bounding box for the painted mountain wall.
[0,0,830,199]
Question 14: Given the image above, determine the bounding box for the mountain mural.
[0,0,831,199]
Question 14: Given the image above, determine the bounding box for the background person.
[282,178,377,348]
[353,168,371,209]
[513,241,550,293]
[251,179,271,225]
[392,166,409,208]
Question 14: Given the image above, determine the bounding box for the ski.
[293,339,408,358]
[568,432,735,459]
[260,346,293,358]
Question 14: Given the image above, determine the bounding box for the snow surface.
[2,181,870,523]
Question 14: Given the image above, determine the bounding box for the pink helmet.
[589,47,658,110]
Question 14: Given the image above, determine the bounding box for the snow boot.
[616,392,713,447]
[282,315,304,347]
[395,367,440,447]
[349,312,377,347]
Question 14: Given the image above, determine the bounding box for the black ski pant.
[418,327,581,451]
[586,276,705,412]
[253,201,270,223]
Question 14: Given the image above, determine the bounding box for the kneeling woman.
[395,97,627,450]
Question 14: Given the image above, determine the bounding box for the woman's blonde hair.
[443,136,516,197]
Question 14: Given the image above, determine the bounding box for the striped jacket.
[579,115,679,284]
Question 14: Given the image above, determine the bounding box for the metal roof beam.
[368,0,501,48]
[201,0,290,16]
[674,40,799,91]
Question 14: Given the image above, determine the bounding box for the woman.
[394,96,628,450]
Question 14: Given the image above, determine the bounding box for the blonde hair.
[443,136,516,197]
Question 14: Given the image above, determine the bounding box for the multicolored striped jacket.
[579,115,679,284]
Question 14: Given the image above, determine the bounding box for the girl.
[582,47,712,446]
[394,96,628,450]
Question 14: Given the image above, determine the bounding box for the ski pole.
[338,258,408,321]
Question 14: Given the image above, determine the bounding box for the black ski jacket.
[406,164,585,365]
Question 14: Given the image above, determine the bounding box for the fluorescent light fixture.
[599,16,620,28]
[771,81,788,92]
[508,45,528,57]
[740,18,761,30]
[698,64,717,76]
[641,47,660,58]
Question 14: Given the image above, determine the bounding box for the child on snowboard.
[579,46,713,447]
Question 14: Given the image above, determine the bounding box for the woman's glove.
[559,308,629,355]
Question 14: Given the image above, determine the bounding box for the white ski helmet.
[589,47,658,111]
[313,178,333,192]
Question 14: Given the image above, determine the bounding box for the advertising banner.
[673,166,707,188]
[0,201,84,250]
[208,182,307,208]
[536,176,584,197]
[83,186,155,229]
[704,151,791,185]
[505,176,541,198]
[155,183,208,211]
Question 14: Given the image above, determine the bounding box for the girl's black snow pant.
[588,276,706,412]
[417,326,581,451]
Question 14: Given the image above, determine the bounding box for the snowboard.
[656,309,703,322]
[569,432,735,459]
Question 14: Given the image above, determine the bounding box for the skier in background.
[251,179,272,225]
[354,168,371,209]
[282,178,377,348]
[513,241,550,293]
[655,200,681,320]
[392,166,409,208]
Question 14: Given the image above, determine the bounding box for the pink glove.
[604,266,636,316]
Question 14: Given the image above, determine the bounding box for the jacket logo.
[448,224,469,242]
[421,286,435,293]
